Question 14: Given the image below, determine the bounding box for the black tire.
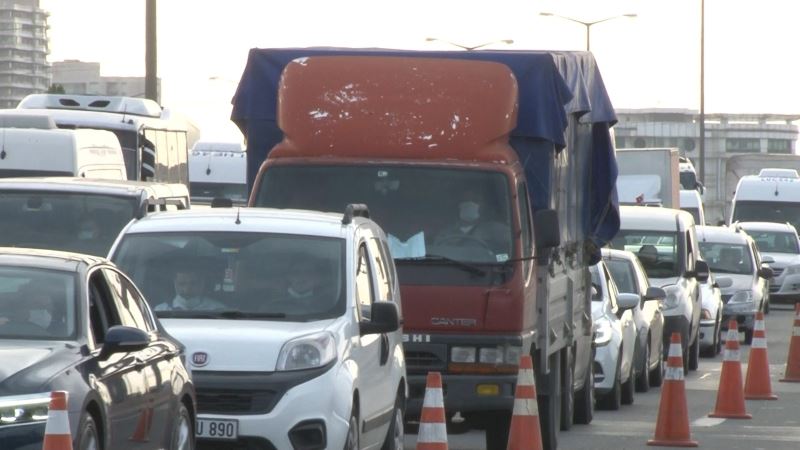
[76,413,101,450]
[621,357,635,405]
[560,349,574,431]
[537,352,561,450]
[380,393,404,450]
[688,331,700,371]
[715,318,723,356]
[597,351,622,411]
[635,340,651,392]
[170,403,194,450]
[764,297,770,314]
[344,406,359,450]
[649,340,664,387]
[573,353,594,425]
[744,328,754,345]
[484,412,512,450]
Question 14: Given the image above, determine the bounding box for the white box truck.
[615,148,680,208]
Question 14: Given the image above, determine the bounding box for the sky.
[39,0,800,143]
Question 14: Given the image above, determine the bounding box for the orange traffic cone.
[709,320,751,419]
[42,391,72,450]
[507,355,542,450]
[744,312,778,400]
[416,372,448,450]
[647,332,698,447]
[129,405,154,442]
[780,303,800,382]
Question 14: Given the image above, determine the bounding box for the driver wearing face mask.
[434,189,511,256]
[155,266,226,311]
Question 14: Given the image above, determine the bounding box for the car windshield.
[699,242,753,275]
[605,259,637,294]
[610,230,681,279]
[0,268,77,340]
[733,201,800,233]
[0,191,138,256]
[255,165,513,265]
[112,232,346,321]
[745,230,800,254]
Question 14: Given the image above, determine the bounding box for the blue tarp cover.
[230,47,619,252]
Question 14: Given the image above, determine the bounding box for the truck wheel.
[483,412,511,450]
[635,341,650,393]
[688,332,700,371]
[536,352,561,450]
[649,341,664,387]
[597,351,621,411]
[573,356,594,425]
[560,349,574,431]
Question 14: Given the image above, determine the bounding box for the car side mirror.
[644,286,666,301]
[617,293,640,311]
[99,325,149,360]
[761,255,775,264]
[758,266,774,279]
[360,301,400,336]
[591,283,601,300]
[533,209,560,250]
[716,276,734,289]
[695,260,710,283]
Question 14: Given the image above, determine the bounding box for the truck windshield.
[610,230,682,279]
[255,165,514,266]
[112,232,346,322]
[744,230,800,254]
[699,242,753,275]
[0,191,138,256]
[733,201,800,233]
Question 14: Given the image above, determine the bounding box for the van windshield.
[0,191,138,256]
[255,165,514,270]
[699,243,753,275]
[610,230,682,279]
[111,232,346,322]
[733,201,800,233]
[745,230,800,254]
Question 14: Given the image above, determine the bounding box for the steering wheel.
[435,234,493,253]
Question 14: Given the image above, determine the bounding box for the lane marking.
[692,417,725,427]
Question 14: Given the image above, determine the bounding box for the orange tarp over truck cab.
[274,56,519,163]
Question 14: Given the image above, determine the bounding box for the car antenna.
[235,207,241,225]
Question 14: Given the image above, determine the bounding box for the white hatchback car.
[738,221,800,305]
[109,205,407,450]
[590,261,637,410]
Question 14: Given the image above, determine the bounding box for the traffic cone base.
[42,391,73,450]
[507,356,542,450]
[781,304,800,382]
[709,321,751,419]
[745,312,778,400]
[416,372,448,450]
[647,332,698,447]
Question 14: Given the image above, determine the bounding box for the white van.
[0,127,126,180]
[730,168,800,231]
[189,141,247,205]
[680,190,706,226]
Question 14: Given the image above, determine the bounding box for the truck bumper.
[406,373,517,419]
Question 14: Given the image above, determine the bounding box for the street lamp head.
[425,37,437,42]
[500,39,514,44]
[623,13,638,18]
[539,12,554,17]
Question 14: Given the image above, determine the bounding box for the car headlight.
[662,285,681,310]
[0,393,51,426]
[785,265,800,275]
[276,331,337,371]
[729,290,753,303]
[593,319,613,347]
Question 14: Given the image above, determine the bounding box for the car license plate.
[196,418,238,440]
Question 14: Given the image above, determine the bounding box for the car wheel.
[380,393,404,450]
[170,403,194,450]
[344,407,359,450]
[573,351,594,425]
[687,329,700,371]
[715,318,723,356]
[649,340,664,387]
[76,413,101,450]
[635,340,650,392]
[621,355,635,405]
[744,328,754,345]
[597,349,622,411]
[764,297,770,314]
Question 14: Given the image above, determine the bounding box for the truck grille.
[197,388,278,415]
[406,350,446,371]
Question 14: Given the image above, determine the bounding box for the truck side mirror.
[533,209,560,249]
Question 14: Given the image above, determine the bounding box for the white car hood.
[650,277,680,288]
[718,274,754,294]
[162,318,337,372]
[762,252,800,269]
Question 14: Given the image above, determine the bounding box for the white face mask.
[29,309,51,329]
[459,201,480,222]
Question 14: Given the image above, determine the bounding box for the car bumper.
[721,310,756,331]
[593,343,620,393]
[0,422,45,450]
[193,363,349,450]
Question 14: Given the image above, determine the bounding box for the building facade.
[613,108,800,223]
[0,0,50,109]
[52,60,160,101]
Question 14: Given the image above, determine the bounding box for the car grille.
[198,437,277,450]
[772,267,784,277]
[721,294,732,304]
[197,388,278,415]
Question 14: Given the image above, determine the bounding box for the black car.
[0,248,195,450]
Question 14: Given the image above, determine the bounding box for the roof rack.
[342,204,370,224]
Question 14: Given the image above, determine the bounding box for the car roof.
[696,225,750,245]
[601,247,637,262]
[620,205,694,231]
[0,177,187,197]
[0,247,104,271]
[122,207,366,239]
[736,221,798,233]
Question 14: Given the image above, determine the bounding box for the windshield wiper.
[218,311,287,320]
[396,254,487,276]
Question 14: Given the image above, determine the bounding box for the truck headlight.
[277,332,337,371]
[593,320,613,347]
[0,393,51,426]
[479,347,503,364]
[451,346,477,363]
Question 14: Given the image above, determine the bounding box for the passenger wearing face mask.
[433,189,511,257]
[155,266,225,311]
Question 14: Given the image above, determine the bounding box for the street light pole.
[424,37,514,51]
[539,12,637,52]
[699,0,705,185]
[145,0,158,103]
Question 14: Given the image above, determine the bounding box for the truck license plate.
[196,418,238,440]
